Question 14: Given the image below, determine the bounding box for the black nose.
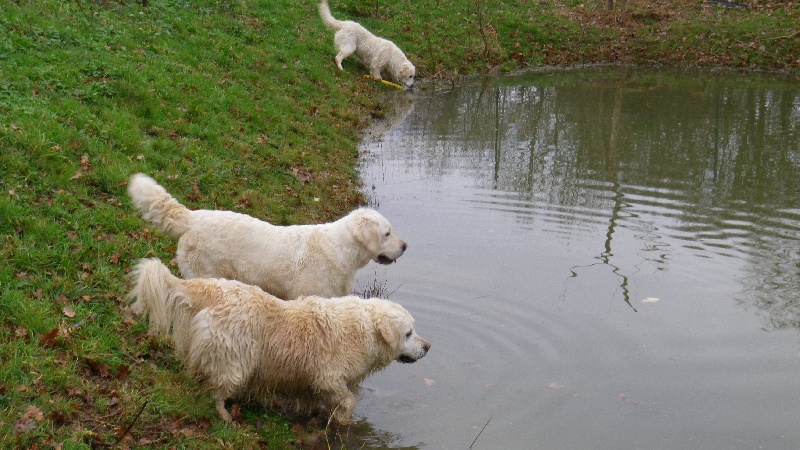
[401,242,408,251]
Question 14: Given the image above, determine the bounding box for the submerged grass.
[1,0,796,447]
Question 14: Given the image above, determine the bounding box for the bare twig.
[768,30,799,41]
[115,398,149,444]
[469,415,492,449]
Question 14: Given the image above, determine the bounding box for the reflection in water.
[318,419,416,450]
[348,70,800,450]
[390,68,799,326]
[352,68,800,449]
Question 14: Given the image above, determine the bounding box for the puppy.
[128,258,430,423]
[127,173,407,300]
[319,0,416,89]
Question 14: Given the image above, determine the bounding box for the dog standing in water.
[128,258,431,423]
[127,173,407,300]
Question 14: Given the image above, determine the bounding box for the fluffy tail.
[319,0,344,30]
[128,258,202,365]
[128,258,184,334]
[127,173,191,238]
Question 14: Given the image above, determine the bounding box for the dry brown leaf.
[62,306,76,318]
[39,328,60,347]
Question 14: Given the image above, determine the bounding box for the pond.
[346,68,800,449]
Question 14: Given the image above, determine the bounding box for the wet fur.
[319,0,415,89]
[127,173,407,300]
[128,258,430,423]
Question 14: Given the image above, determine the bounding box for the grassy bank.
[1,0,796,448]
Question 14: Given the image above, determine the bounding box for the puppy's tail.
[319,0,344,30]
[127,173,191,238]
[128,258,186,335]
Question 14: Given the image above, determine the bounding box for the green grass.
[1,0,796,447]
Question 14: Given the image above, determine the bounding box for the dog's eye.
[405,330,413,338]
[385,231,391,237]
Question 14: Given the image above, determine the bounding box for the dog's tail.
[127,173,191,238]
[128,258,187,335]
[319,0,345,30]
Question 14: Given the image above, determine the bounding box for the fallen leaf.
[291,167,312,183]
[39,328,60,347]
[22,405,44,422]
[84,359,111,378]
[122,313,136,325]
[230,404,242,422]
[50,410,69,425]
[618,392,638,406]
[62,306,76,318]
[66,387,83,397]
[116,364,131,381]
[70,171,83,180]
[13,419,36,433]
[109,252,120,264]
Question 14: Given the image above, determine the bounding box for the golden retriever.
[127,173,407,300]
[319,0,416,89]
[128,258,430,423]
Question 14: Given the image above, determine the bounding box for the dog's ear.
[376,314,403,347]
[351,211,381,252]
[401,63,415,78]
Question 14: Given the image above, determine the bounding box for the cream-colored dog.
[127,173,407,300]
[128,258,430,423]
[319,0,416,89]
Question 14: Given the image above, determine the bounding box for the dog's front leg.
[213,390,234,422]
[318,380,356,424]
[331,391,356,424]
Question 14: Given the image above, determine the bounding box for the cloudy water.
[346,68,800,449]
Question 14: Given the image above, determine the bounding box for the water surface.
[350,68,800,449]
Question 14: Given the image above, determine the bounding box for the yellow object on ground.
[364,75,403,90]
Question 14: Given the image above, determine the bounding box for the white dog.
[319,0,416,89]
[127,173,407,300]
[128,258,430,423]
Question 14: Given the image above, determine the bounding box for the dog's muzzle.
[376,241,408,264]
[376,254,397,265]
[398,355,418,364]
[397,339,430,363]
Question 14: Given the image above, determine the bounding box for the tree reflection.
[380,68,799,326]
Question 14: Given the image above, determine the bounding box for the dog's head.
[397,62,416,90]
[370,300,430,364]
[349,208,407,265]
